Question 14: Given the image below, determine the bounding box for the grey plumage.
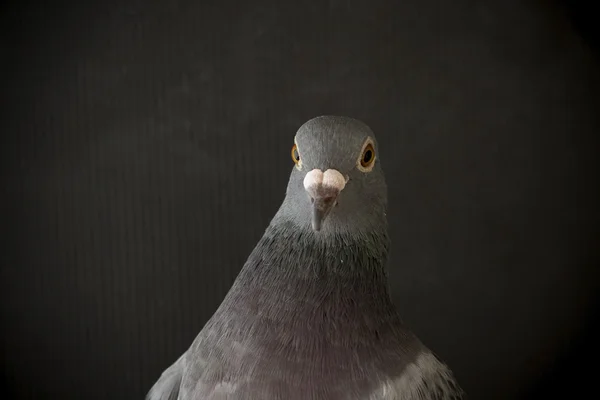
[147,354,184,400]
[147,116,464,399]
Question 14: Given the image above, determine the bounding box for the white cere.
[322,169,346,191]
[303,169,346,193]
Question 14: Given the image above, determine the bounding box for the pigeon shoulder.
[371,351,464,400]
[145,353,186,400]
[177,327,240,399]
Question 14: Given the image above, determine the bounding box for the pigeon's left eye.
[358,139,376,172]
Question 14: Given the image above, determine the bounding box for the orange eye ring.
[291,144,300,165]
[359,142,376,170]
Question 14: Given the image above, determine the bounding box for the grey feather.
[146,116,465,399]
[146,354,185,400]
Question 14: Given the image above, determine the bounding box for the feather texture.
[145,116,464,399]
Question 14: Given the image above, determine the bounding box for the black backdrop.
[1,0,599,399]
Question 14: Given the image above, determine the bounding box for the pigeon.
[146,116,464,400]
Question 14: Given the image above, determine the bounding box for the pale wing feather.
[146,353,186,400]
[372,352,464,400]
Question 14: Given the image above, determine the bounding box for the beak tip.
[311,220,322,231]
[309,187,340,232]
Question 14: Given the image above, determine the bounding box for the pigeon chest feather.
[184,257,422,399]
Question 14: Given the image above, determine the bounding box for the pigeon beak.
[303,169,347,232]
[311,194,337,231]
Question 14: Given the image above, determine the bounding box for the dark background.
[1,0,598,399]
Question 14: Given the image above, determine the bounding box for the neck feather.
[220,219,397,334]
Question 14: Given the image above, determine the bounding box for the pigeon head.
[278,116,388,234]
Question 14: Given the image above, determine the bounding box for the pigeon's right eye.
[291,144,301,165]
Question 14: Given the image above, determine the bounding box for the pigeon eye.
[358,139,376,172]
[291,143,302,169]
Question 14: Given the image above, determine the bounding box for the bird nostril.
[310,197,315,204]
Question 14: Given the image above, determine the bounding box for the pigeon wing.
[146,353,186,400]
[372,351,464,400]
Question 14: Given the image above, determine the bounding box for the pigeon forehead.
[294,116,378,169]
